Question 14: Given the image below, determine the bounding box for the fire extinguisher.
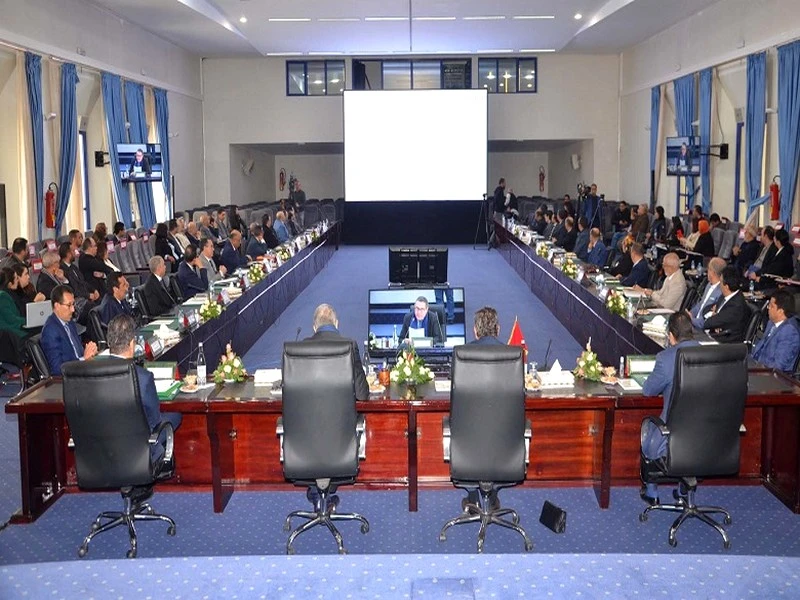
[539,165,546,193]
[45,182,57,229]
[770,176,780,221]
[279,168,287,192]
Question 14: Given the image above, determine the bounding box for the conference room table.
[6,367,800,524]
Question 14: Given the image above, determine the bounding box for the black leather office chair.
[88,306,106,345]
[25,333,50,383]
[679,285,698,314]
[440,345,533,553]
[168,275,184,305]
[277,340,369,554]
[134,286,153,320]
[62,359,176,558]
[639,344,748,549]
[743,300,767,347]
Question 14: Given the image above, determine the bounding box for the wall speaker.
[570,154,581,171]
[94,151,106,167]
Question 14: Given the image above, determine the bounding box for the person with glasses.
[40,284,98,376]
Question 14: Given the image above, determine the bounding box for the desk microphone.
[542,339,552,371]
[295,327,302,341]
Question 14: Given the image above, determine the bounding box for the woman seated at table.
[97,241,120,272]
[667,216,684,247]
[749,228,794,289]
[1,264,45,318]
[0,268,31,338]
[606,236,634,278]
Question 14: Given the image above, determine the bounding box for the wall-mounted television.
[666,136,701,176]
[117,143,163,183]
[389,247,448,285]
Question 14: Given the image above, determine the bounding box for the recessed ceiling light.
[574,13,583,20]
[463,16,506,21]
[527,83,532,88]
[502,72,513,79]
[330,78,340,83]
[486,71,496,80]
[313,79,323,85]
[524,74,534,80]
[364,16,409,21]
[239,16,247,24]
[412,16,457,21]
[268,18,311,22]
[512,15,555,20]
[318,17,360,22]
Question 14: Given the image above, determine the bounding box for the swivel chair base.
[78,486,176,559]
[439,487,533,553]
[284,485,369,555]
[639,478,732,549]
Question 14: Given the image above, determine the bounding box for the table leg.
[408,409,418,512]
[207,413,235,513]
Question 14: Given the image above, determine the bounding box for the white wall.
[274,154,343,202]
[548,141,595,200]
[202,53,620,206]
[488,152,549,198]
[230,145,275,205]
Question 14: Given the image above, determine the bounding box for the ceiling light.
[339,88,344,92]
[478,49,513,54]
[364,16,409,21]
[266,52,303,56]
[318,17,360,22]
[486,71,496,80]
[527,83,533,88]
[574,13,583,20]
[502,72,513,79]
[313,79,323,85]
[239,16,247,24]
[519,48,556,53]
[330,78,340,83]
[412,16,457,21]
[524,74,534,80]
[268,18,311,22]
[512,15,555,20]
[463,16,505,21]
[307,51,344,55]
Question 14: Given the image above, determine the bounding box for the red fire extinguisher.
[279,168,287,192]
[45,182,57,229]
[770,176,780,221]
[539,165,546,193]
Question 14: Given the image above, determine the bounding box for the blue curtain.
[673,74,696,207]
[101,73,133,228]
[56,63,79,234]
[153,88,171,217]
[124,81,156,229]
[699,69,713,215]
[649,86,660,206]
[24,52,44,239]
[778,40,800,227]
[746,52,767,217]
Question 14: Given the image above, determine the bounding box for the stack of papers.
[254,368,281,386]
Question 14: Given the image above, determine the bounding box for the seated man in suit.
[639,312,700,505]
[574,217,590,261]
[398,296,444,346]
[143,256,177,316]
[98,272,133,327]
[732,227,760,275]
[185,221,200,248]
[469,306,503,345]
[78,236,112,296]
[176,244,209,300]
[554,216,578,252]
[752,290,800,373]
[618,242,650,287]
[586,228,609,267]
[36,251,68,302]
[686,257,725,328]
[703,266,749,343]
[273,210,291,244]
[219,230,249,274]
[198,237,227,283]
[245,225,270,258]
[41,284,98,376]
[634,253,686,312]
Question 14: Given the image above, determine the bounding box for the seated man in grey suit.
[686,257,725,328]
[198,237,227,284]
[398,296,444,346]
[633,253,686,312]
[469,306,503,345]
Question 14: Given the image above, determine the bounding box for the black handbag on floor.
[539,500,567,533]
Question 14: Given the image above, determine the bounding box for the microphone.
[295,326,302,341]
[542,339,552,371]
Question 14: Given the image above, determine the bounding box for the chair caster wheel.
[723,540,732,550]
[512,516,520,525]
[77,545,88,558]
[338,548,347,555]
[639,513,648,522]
[286,547,296,555]
[360,523,369,534]
[439,533,447,542]
[524,541,533,552]
[668,537,677,548]
[724,516,732,525]
[167,525,176,536]
[126,549,137,559]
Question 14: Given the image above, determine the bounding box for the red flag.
[507,317,528,363]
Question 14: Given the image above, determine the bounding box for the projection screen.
[343,89,488,202]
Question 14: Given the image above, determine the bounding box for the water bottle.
[392,324,398,348]
[197,342,207,386]
[619,356,625,378]
[363,340,371,375]
[749,279,755,294]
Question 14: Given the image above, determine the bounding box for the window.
[352,59,472,90]
[478,57,537,94]
[286,60,345,96]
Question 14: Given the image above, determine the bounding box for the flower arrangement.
[276,246,291,262]
[199,297,223,321]
[605,290,628,317]
[573,339,603,381]
[390,346,434,385]
[561,258,578,279]
[368,331,379,350]
[536,243,550,258]
[248,262,266,284]
[212,343,248,383]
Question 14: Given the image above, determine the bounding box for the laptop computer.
[24,300,52,329]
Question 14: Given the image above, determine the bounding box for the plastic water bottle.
[392,325,398,348]
[749,279,755,294]
[363,341,371,375]
[197,342,207,386]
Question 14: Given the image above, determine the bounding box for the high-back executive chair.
[62,359,177,558]
[639,344,748,549]
[439,344,533,553]
[278,340,369,555]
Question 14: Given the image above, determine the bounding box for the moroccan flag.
[507,317,528,363]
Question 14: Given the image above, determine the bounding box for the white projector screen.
[343,89,488,202]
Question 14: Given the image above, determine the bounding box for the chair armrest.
[524,419,532,465]
[357,414,366,460]
[442,416,451,462]
[640,416,669,448]
[149,421,175,462]
[276,417,284,462]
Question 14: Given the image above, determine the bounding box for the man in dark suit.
[143,255,177,317]
[574,217,590,260]
[618,243,650,287]
[687,257,725,328]
[78,237,112,296]
[640,312,700,504]
[177,244,209,300]
[752,290,800,373]
[398,296,444,346]
[586,228,609,267]
[40,285,98,376]
[732,227,760,274]
[746,226,776,277]
[36,251,68,302]
[304,303,369,401]
[128,148,151,178]
[469,306,503,346]
[245,225,270,258]
[58,242,99,324]
[220,230,250,274]
[98,272,133,327]
[703,266,749,343]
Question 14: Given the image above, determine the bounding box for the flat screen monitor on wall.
[343,89,488,202]
[389,247,448,285]
[117,143,163,183]
[665,136,701,177]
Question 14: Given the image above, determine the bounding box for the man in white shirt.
[634,253,686,312]
[686,257,725,328]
